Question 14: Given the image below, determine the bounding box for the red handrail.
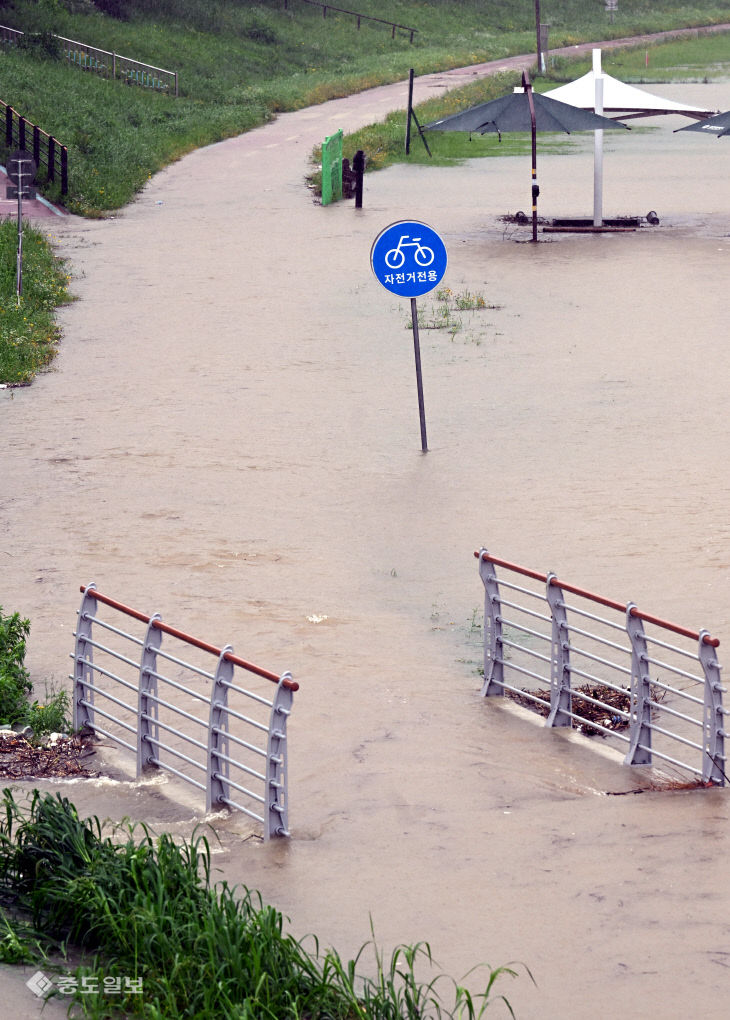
[475,551,719,647]
[79,585,299,690]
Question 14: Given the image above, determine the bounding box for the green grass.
[545,30,730,83]
[0,0,728,214]
[0,219,71,385]
[0,606,71,736]
[0,788,530,1018]
[326,68,582,184]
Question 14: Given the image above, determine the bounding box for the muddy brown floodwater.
[2,71,730,1018]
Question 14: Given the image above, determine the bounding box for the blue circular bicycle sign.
[371,220,447,298]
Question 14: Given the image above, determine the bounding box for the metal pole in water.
[410,297,428,452]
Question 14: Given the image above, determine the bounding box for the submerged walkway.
[2,25,730,1020]
[2,21,729,222]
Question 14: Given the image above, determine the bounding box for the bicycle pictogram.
[384,234,435,269]
[371,219,446,298]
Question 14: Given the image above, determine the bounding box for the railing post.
[625,604,652,766]
[18,115,25,150]
[699,631,726,785]
[48,136,56,182]
[546,574,572,727]
[137,613,162,776]
[478,550,504,696]
[266,674,294,839]
[32,125,40,169]
[207,645,233,812]
[61,146,68,195]
[73,583,97,731]
[5,105,12,147]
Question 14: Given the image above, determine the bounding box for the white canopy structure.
[544,50,713,225]
[544,65,711,122]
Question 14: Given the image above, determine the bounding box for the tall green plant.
[0,607,70,734]
[0,609,32,728]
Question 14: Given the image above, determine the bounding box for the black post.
[61,146,68,195]
[353,149,365,209]
[410,297,428,453]
[405,68,414,154]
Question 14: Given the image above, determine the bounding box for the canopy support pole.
[593,49,604,227]
[523,72,538,243]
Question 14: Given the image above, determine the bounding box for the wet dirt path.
[2,53,730,1019]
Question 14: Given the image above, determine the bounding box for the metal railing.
[282,0,417,42]
[2,100,68,195]
[1,24,178,95]
[475,549,726,786]
[71,583,297,838]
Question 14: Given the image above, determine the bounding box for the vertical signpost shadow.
[370,220,448,453]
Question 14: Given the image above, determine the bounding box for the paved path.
[2,21,728,222]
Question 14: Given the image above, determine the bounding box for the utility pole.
[535,0,542,74]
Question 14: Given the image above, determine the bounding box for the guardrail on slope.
[2,100,68,195]
[282,0,417,42]
[1,24,178,95]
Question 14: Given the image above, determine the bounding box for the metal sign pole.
[370,219,447,452]
[410,297,428,452]
[6,151,37,303]
[16,167,24,301]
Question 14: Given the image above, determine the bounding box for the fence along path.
[0,24,178,95]
[282,0,417,42]
[476,549,726,786]
[2,100,68,195]
[71,584,297,839]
